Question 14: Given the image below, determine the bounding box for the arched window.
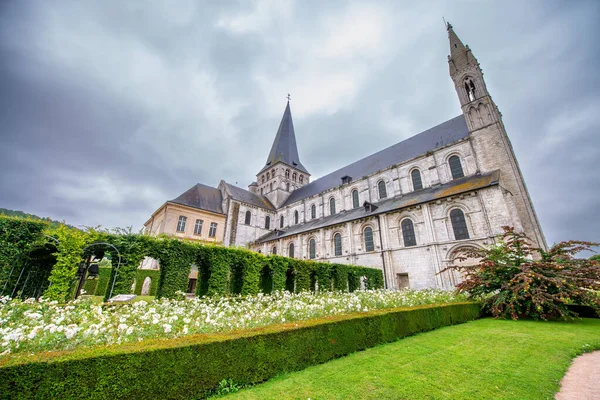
[311,204,316,219]
[378,180,387,199]
[261,188,263,195]
[292,172,297,181]
[280,215,284,228]
[333,233,342,256]
[299,175,304,184]
[244,210,251,225]
[272,246,277,255]
[329,198,336,215]
[309,239,316,259]
[261,175,265,184]
[288,243,294,258]
[285,169,290,179]
[265,216,270,229]
[364,227,374,252]
[449,155,464,179]
[352,190,359,209]
[450,209,469,240]
[401,219,417,247]
[267,172,270,180]
[270,183,273,191]
[294,210,299,224]
[411,169,423,191]
[464,77,476,102]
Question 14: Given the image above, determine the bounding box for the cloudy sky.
[0,0,598,248]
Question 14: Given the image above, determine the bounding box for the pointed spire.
[261,100,309,175]
[447,22,477,76]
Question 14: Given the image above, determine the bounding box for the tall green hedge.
[0,303,481,399]
[82,267,112,296]
[0,216,384,301]
[134,269,160,296]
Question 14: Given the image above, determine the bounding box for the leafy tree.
[443,227,600,320]
[590,254,600,263]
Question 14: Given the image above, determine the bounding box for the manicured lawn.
[223,318,600,400]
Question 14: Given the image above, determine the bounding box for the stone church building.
[145,24,546,291]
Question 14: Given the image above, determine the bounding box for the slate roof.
[256,170,500,243]
[259,101,309,175]
[283,115,469,206]
[169,183,224,215]
[222,182,276,210]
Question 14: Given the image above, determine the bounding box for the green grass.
[222,318,600,400]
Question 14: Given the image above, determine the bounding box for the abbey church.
[144,24,546,291]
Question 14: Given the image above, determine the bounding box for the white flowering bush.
[0,289,467,357]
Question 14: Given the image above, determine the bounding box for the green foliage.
[134,269,160,296]
[44,225,87,302]
[0,208,70,229]
[445,226,600,320]
[590,254,600,262]
[0,303,481,400]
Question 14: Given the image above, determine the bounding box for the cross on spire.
[287,93,291,102]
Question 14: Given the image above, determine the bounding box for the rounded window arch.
[279,215,284,228]
[308,238,316,259]
[329,197,336,215]
[311,204,316,219]
[378,180,387,199]
[285,169,290,179]
[266,172,270,180]
[299,175,304,184]
[363,226,375,252]
[448,155,465,179]
[261,175,265,184]
[464,76,476,102]
[351,189,359,209]
[333,233,342,256]
[270,182,273,191]
[450,209,469,240]
[288,242,295,258]
[244,210,251,225]
[401,218,417,247]
[410,169,423,191]
[265,215,270,229]
[292,172,297,181]
[294,210,299,225]
[272,246,277,255]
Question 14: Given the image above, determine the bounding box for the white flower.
[163,324,172,333]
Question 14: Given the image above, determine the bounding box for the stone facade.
[145,24,546,291]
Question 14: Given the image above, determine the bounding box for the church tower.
[256,100,310,208]
[447,23,546,249]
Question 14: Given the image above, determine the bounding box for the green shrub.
[134,269,160,296]
[0,303,481,400]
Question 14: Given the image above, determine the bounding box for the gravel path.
[555,351,600,400]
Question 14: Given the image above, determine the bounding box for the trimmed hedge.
[0,303,481,399]
[82,267,111,296]
[133,269,160,296]
[0,217,384,301]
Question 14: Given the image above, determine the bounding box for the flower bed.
[0,289,467,357]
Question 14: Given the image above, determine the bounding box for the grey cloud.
[0,0,598,252]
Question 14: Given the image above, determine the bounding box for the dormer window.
[341,175,352,184]
[363,201,378,213]
[465,77,476,102]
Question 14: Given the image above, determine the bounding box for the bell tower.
[447,23,547,249]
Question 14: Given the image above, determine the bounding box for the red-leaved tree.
[443,227,600,320]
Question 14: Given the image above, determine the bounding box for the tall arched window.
[272,246,277,255]
[378,180,387,199]
[364,227,374,252]
[261,175,265,184]
[401,219,417,247]
[465,77,476,102]
[292,172,297,181]
[288,243,294,258]
[267,172,270,180]
[333,233,342,256]
[285,169,290,179]
[450,209,469,240]
[352,190,359,209]
[265,216,270,229]
[294,210,299,224]
[309,239,316,259]
[299,175,304,184]
[311,204,316,219]
[449,155,464,179]
[270,183,273,191]
[411,169,423,191]
[244,210,251,225]
[280,215,284,228]
[329,198,336,215]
